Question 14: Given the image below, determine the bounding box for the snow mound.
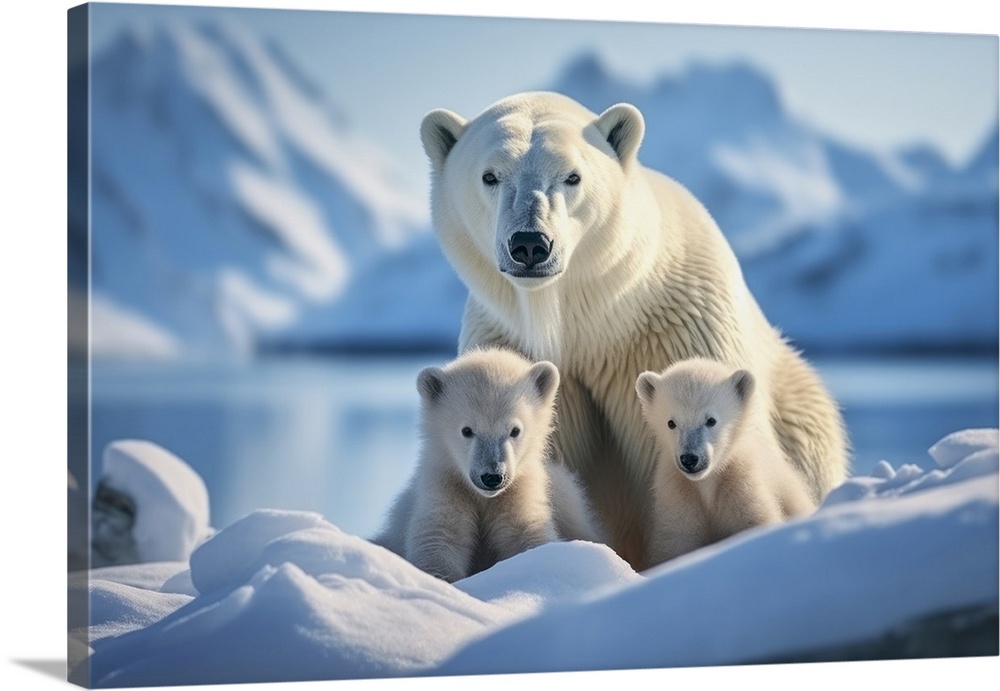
[99,440,213,563]
[86,510,634,686]
[189,509,327,594]
[929,428,1000,469]
[80,429,998,686]
[439,430,999,675]
[824,428,999,506]
[456,540,642,610]
[68,562,194,659]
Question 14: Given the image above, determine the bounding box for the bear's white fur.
[373,348,600,582]
[637,358,816,563]
[421,91,848,569]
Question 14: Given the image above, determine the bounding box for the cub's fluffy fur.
[374,348,600,582]
[637,358,816,564]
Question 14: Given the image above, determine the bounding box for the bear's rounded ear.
[420,109,468,171]
[527,361,560,402]
[595,103,645,166]
[417,367,446,403]
[635,371,658,405]
[730,370,755,404]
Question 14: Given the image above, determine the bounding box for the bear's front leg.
[485,514,559,565]
[406,522,478,583]
[712,479,784,541]
[405,490,479,583]
[483,485,560,564]
[647,480,709,566]
[648,518,707,565]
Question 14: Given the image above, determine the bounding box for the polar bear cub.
[636,358,816,564]
[374,348,600,582]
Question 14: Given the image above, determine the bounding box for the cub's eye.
[667,420,676,430]
[565,173,581,186]
[482,171,498,186]
[706,417,717,428]
[461,427,474,438]
[510,427,521,438]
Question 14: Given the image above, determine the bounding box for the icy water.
[87,355,998,538]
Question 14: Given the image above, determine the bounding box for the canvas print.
[67,2,999,687]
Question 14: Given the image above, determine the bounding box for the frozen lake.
[85,355,998,538]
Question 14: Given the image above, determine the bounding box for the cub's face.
[417,354,559,497]
[420,93,645,291]
[636,361,755,481]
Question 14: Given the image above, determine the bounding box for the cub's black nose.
[480,473,504,490]
[509,232,552,269]
[679,454,701,472]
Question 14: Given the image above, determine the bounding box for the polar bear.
[420,91,848,570]
[636,358,816,563]
[373,348,600,582]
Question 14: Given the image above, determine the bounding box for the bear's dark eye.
[706,417,717,428]
[461,427,474,438]
[667,420,676,430]
[482,171,498,186]
[565,172,581,186]
[510,427,521,438]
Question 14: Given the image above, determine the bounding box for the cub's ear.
[635,371,658,405]
[420,109,468,170]
[730,369,755,404]
[595,103,644,166]
[416,367,446,403]
[527,361,560,402]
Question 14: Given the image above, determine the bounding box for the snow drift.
[71,429,998,687]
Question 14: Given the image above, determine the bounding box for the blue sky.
[87,0,998,196]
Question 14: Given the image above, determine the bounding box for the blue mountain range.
[73,23,999,357]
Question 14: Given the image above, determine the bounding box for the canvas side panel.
[67,3,91,688]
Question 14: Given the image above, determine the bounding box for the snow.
[73,429,998,687]
[98,440,214,564]
[171,23,284,170]
[929,428,1000,469]
[444,435,997,675]
[228,160,350,302]
[222,24,427,245]
[82,511,549,686]
[82,20,427,356]
[711,134,844,232]
[88,293,182,360]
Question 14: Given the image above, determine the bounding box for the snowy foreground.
[69,429,999,687]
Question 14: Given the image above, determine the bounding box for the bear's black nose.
[509,232,552,269]
[479,473,504,490]
[679,453,701,472]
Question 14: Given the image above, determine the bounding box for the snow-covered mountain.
[77,21,431,357]
[76,25,997,357]
[551,55,999,352]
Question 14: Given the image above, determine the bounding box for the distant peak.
[559,52,610,86]
[964,125,999,174]
[686,60,768,82]
[684,61,778,99]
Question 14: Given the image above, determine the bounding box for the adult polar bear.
[420,91,848,569]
